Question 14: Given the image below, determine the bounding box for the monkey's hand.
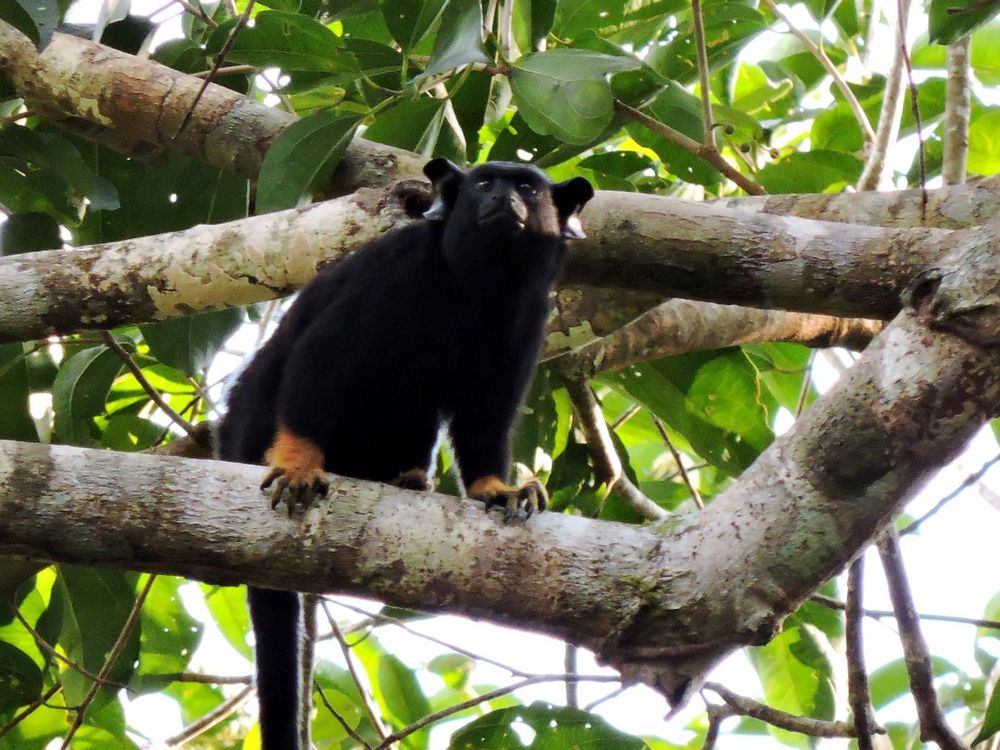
[467,475,547,520]
[261,426,329,514]
[392,468,433,492]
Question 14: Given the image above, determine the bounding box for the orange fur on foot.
[392,468,432,491]
[468,475,548,520]
[261,425,328,513]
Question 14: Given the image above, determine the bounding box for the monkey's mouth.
[479,210,526,232]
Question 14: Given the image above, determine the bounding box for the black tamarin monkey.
[217,158,594,749]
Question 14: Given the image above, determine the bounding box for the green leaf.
[381,0,449,51]
[141,308,243,375]
[511,369,558,470]
[748,624,835,747]
[0,642,43,713]
[510,49,639,145]
[206,11,360,74]
[975,681,1000,745]
[0,343,36,441]
[418,0,488,78]
[929,0,1000,44]
[869,656,959,708]
[364,96,464,160]
[427,653,473,690]
[0,212,61,254]
[51,345,123,447]
[100,414,162,452]
[57,566,140,708]
[257,112,361,214]
[757,150,863,194]
[0,0,41,46]
[133,577,203,692]
[448,701,646,749]
[200,584,253,661]
[378,654,432,747]
[967,109,1000,175]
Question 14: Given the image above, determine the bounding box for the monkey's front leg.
[467,475,548,519]
[260,425,329,514]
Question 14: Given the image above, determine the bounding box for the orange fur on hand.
[264,425,325,479]
[467,475,512,496]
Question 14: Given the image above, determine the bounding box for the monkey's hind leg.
[261,425,329,514]
[468,475,548,520]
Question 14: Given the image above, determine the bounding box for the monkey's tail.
[248,586,303,750]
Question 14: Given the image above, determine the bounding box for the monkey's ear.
[423,158,465,221]
[551,176,594,239]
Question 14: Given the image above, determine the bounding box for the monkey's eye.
[475,178,494,192]
[518,182,537,196]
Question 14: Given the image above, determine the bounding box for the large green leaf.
[757,150,863,194]
[257,111,362,214]
[57,566,140,709]
[364,96,464,160]
[0,641,43,713]
[929,0,1000,44]
[132,577,203,693]
[51,345,123,447]
[869,656,960,708]
[967,109,1000,176]
[141,308,243,375]
[200,584,253,661]
[449,702,646,749]
[0,343,36,441]
[206,11,359,74]
[510,49,639,145]
[418,0,488,78]
[381,0,449,51]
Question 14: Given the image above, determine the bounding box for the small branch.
[565,644,579,708]
[897,0,928,219]
[172,0,218,27]
[651,415,703,509]
[175,0,256,137]
[191,64,257,78]
[900,453,1000,536]
[690,0,716,149]
[0,109,35,126]
[942,35,972,186]
[877,532,968,750]
[12,607,111,685]
[321,601,389,742]
[702,703,734,750]
[760,0,876,143]
[371,674,620,750]
[703,682,884,738]
[301,594,318,750]
[811,592,1000,630]
[164,684,254,748]
[100,332,200,440]
[561,375,669,522]
[856,0,912,190]
[61,575,157,750]
[846,557,876,750]
[158,672,252,684]
[315,682,373,749]
[613,100,767,195]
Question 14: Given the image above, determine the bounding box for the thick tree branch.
[3,297,997,701]
[0,180,971,344]
[0,23,423,192]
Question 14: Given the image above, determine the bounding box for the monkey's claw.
[260,466,328,515]
[469,476,548,520]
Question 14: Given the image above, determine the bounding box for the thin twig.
[315,682,373,749]
[172,0,218,27]
[61,575,157,749]
[760,0,876,143]
[794,351,816,417]
[0,109,35,126]
[0,683,61,740]
[702,703,735,750]
[165,684,254,747]
[811,592,1000,630]
[100,331,200,439]
[878,532,967,750]
[846,557,876,750]
[651,415,703,509]
[321,601,389,742]
[584,686,626,712]
[614,100,767,195]
[562,376,668,521]
[192,64,257,78]
[159,672,252,684]
[901,453,1000,535]
[703,682,885,738]
[856,0,912,190]
[301,594,318,750]
[565,644,578,708]
[175,0,256,137]
[12,607,111,685]
[896,0,928,220]
[690,0,716,149]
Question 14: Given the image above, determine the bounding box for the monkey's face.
[423,158,594,244]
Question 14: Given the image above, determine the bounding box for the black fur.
[218,159,593,749]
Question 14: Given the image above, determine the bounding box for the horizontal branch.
[0,23,423,192]
[3,306,996,700]
[0,177,970,344]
